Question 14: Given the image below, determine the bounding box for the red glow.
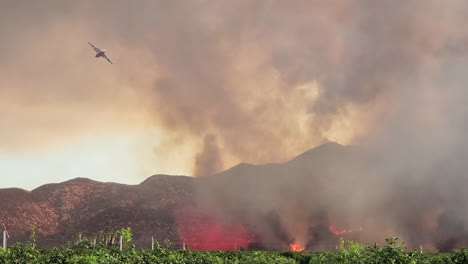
[175,207,253,251]
[289,243,305,251]
[328,225,364,235]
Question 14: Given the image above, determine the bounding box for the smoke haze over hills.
[1,143,468,251]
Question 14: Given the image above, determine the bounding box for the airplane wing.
[88,42,101,52]
[103,53,113,64]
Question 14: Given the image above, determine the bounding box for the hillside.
[0,175,195,248]
[2,142,458,251]
[0,142,362,249]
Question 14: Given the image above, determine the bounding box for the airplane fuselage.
[95,51,105,58]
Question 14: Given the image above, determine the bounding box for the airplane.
[88,42,113,64]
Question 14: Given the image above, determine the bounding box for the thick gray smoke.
[3,0,468,251]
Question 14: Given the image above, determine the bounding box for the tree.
[117,227,133,249]
[28,225,36,248]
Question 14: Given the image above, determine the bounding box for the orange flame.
[289,243,305,252]
[328,225,364,235]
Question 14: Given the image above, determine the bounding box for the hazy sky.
[2,0,468,190]
[0,1,363,189]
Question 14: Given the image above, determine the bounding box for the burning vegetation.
[328,225,364,236]
[289,243,305,252]
[175,205,366,251]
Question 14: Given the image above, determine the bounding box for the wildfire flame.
[289,243,305,252]
[328,225,364,235]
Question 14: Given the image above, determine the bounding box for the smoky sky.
[3,0,468,234]
[0,0,374,176]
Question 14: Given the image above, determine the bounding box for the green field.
[1,237,467,264]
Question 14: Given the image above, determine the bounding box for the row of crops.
[0,237,467,263]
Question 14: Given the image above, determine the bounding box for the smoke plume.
[193,134,223,176]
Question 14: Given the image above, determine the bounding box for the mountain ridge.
[0,142,354,249]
